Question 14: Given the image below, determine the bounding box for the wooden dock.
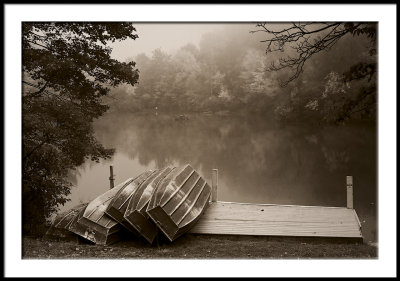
[189,201,362,238]
[189,173,362,239]
[106,167,362,239]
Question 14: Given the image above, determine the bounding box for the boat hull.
[73,178,134,245]
[124,209,159,244]
[46,203,87,240]
[105,171,154,237]
[124,166,175,243]
[75,215,122,245]
[146,164,211,242]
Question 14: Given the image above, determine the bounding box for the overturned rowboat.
[68,202,91,241]
[105,170,154,236]
[146,164,212,242]
[73,178,134,245]
[46,203,88,239]
[124,166,175,244]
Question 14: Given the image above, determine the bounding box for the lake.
[61,112,377,243]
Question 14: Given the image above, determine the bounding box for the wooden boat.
[124,166,175,244]
[105,170,154,236]
[45,203,87,239]
[146,164,212,242]
[73,178,134,245]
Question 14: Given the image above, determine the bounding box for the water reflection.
[63,112,377,242]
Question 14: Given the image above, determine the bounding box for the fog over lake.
[63,112,377,242]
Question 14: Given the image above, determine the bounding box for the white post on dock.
[212,169,218,202]
[346,175,353,209]
[109,165,115,189]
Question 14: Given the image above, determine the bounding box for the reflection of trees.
[93,112,376,208]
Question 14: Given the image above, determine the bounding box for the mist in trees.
[253,22,377,123]
[107,23,376,124]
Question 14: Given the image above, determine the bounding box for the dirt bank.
[22,234,377,259]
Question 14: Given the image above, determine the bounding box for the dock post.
[109,165,115,189]
[346,176,353,209]
[212,169,218,202]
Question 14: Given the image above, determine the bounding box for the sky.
[110,23,225,62]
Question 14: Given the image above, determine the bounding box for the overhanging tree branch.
[22,80,100,116]
[251,22,373,87]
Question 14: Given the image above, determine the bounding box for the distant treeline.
[107,24,376,124]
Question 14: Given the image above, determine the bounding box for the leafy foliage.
[251,22,377,86]
[107,23,376,125]
[252,22,377,123]
[109,28,279,115]
[22,22,139,234]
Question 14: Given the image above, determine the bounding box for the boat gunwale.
[124,209,158,244]
[78,214,120,234]
[146,206,177,242]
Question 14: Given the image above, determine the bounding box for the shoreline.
[22,234,377,259]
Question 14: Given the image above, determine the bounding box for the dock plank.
[189,201,362,238]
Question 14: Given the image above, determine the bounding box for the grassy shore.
[22,234,377,259]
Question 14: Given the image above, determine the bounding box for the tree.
[252,22,376,85]
[22,22,140,234]
[133,49,177,110]
[252,22,377,123]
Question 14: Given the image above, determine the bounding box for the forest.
[107,23,376,124]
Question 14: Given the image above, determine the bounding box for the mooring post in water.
[346,175,353,209]
[212,169,218,202]
[109,165,115,189]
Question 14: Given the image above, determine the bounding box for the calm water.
[61,112,377,242]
